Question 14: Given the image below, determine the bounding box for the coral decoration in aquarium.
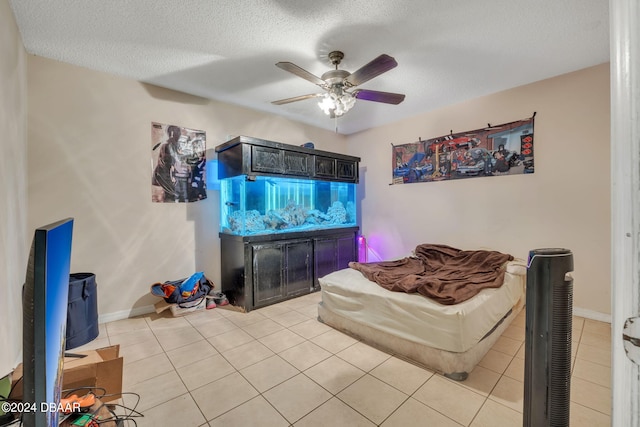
[220,176,357,235]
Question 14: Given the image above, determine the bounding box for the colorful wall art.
[392,116,535,184]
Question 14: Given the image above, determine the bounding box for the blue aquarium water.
[220,175,357,235]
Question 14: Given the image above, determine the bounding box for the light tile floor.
[78,292,612,426]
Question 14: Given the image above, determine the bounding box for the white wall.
[0,2,27,377]
[347,64,611,317]
[27,56,347,321]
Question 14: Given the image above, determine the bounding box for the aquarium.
[220,175,357,236]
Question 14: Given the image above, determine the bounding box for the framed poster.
[151,122,207,203]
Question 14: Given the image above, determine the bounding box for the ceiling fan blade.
[344,54,398,87]
[354,89,405,105]
[275,62,326,87]
[271,93,324,105]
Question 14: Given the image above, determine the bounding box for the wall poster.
[392,115,534,184]
[151,122,207,203]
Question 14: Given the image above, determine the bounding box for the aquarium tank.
[220,175,357,236]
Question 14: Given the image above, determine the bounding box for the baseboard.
[98,305,155,324]
[573,306,611,323]
[96,303,610,326]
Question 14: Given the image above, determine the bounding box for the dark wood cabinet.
[216,136,360,312]
[216,135,359,183]
[220,228,358,312]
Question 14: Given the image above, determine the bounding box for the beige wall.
[27,55,611,320]
[347,64,611,316]
[27,56,347,321]
[0,2,27,376]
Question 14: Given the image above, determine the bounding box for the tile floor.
[78,292,612,426]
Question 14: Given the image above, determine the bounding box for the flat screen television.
[22,218,74,427]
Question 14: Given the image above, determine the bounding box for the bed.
[317,244,526,380]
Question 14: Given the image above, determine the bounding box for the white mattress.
[318,261,526,353]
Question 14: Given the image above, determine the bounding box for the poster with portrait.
[151,122,207,203]
[392,116,535,184]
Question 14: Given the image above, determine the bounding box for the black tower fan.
[523,248,574,427]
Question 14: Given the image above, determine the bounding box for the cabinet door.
[314,238,337,287]
[314,233,358,289]
[285,240,313,297]
[336,235,357,269]
[252,243,285,307]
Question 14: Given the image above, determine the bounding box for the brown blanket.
[348,244,513,305]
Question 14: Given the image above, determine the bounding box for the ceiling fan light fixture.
[317,94,335,115]
[273,51,403,119]
[318,88,356,117]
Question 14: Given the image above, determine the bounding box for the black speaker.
[523,248,574,427]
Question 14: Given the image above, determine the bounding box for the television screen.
[22,218,74,427]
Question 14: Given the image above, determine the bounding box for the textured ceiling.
[10,0,610,135]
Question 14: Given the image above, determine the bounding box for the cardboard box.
[10,345,123,403]
[154,297,207,317]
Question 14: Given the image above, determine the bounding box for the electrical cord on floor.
[0,393,20,426]
[0,396,18,427]
[63,386,107,400]
[1,385,144,426]
[95,392,143,426]
[60,391,143,426]
[0,376,25,426]
[0,415,20,427]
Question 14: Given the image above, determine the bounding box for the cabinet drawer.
[284,151,310,176]
[313,156,336,178]
[252,146,284,173]
[336,160,357,181]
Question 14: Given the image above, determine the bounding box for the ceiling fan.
[272,51,405,118]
